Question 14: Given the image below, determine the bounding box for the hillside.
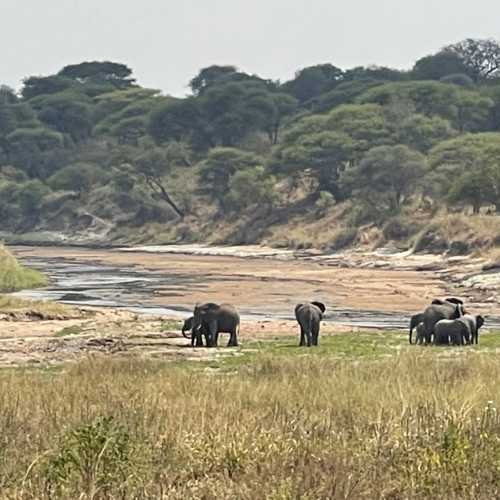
[2,39,500,253]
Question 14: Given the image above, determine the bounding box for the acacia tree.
[444,38,500,82]
[341,145,426,212]
[133,146,186,218]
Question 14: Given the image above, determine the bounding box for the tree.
[200,81,280,146]
[189,65,238,95]
[343,66,408,82]
[225,166,276,211]
[33,92,93,141]
[444,38,500,82]
[133,147,185,218]
[5,127,65,177]
[22,75,77,100]
[341,145,426,212]
[397,114,456,152]
[199,147,263,210]
[412,51,469,80]
[427,133,500,199]
[447,166,498,214]
[47,163,109,196]
[272,103,394,198]
[283,64,343,103]
[148,97,207,146]
[59,61,135,88]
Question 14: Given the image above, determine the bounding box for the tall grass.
[2,352,500,498]
[0,244,47,292]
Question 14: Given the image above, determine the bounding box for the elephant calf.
[181,316,211,347]
[414,322,426,345]
[434,319,468,345]
[295,302,326,347]
[434,315,484,345]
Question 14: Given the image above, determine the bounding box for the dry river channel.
[10,245,500,330]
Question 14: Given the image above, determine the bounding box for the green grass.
[0,244,48,292]
[54,325,85,337]
[199,330,500,371]
[160,319,183,331]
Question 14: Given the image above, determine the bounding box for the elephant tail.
[182,329,191,339]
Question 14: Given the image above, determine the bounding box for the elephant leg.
[312,323,320,346]
[227,329,238,347]
[195,329,204,347]
[305,329,312,347]
[299,325,306,346]
[207,321,218,347]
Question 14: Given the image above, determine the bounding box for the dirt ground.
[12,246,448,314]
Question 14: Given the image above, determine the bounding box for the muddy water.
[12,253,414,329]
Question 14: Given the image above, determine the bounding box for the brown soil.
[11,246,447,314]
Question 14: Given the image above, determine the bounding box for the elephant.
[192,303,240,347]
[295,301,326,347]
[414,322,426,345]
[422,299,464,344]
[181,316,211,347]
[431,297,464,306]
[434,319,469,345]
[459,314,484,345]
[409,312,424,344]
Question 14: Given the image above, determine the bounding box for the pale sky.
[2,0,500,96]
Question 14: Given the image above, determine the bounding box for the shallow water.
[14,253,500,330]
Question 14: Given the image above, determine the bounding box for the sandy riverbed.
[2,244,499,367]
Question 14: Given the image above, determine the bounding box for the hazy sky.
[2,1,500,96]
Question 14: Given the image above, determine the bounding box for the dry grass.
[0,244,47,292]
[2,350,500,498]
[0,294,77,318]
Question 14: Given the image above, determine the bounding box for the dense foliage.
[2,39,500,248]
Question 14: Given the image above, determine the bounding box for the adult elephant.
[409,313,424,344]
[295,301,326,347]
[192,303,240,347]
[422,299,464,344]
[181,316,210,347]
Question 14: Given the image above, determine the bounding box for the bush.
[329,227,358,251]
[0,245,48,292]
[382,216,421,241]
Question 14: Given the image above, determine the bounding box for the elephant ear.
[311,301,326,313]
[476,315,485,329]
[294,304,304,318]
[431,299,445,305]
[445,297,464,305]
[201,302,220,312]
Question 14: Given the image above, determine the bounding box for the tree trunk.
[147,177,185,218]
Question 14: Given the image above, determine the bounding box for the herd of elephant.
[181,301,326,347]
[409,298,485,345]
[179,298,484,348]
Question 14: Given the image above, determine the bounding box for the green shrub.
[0,245,48,292]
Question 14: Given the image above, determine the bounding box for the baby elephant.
[434,315,485,345]
[181,316,210,347]
[414,322,426,345]
[295,302,326,347]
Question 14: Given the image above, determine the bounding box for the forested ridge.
[3,38,500,252]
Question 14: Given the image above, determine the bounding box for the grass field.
[0,245,47,293]
[2,330,500,498]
